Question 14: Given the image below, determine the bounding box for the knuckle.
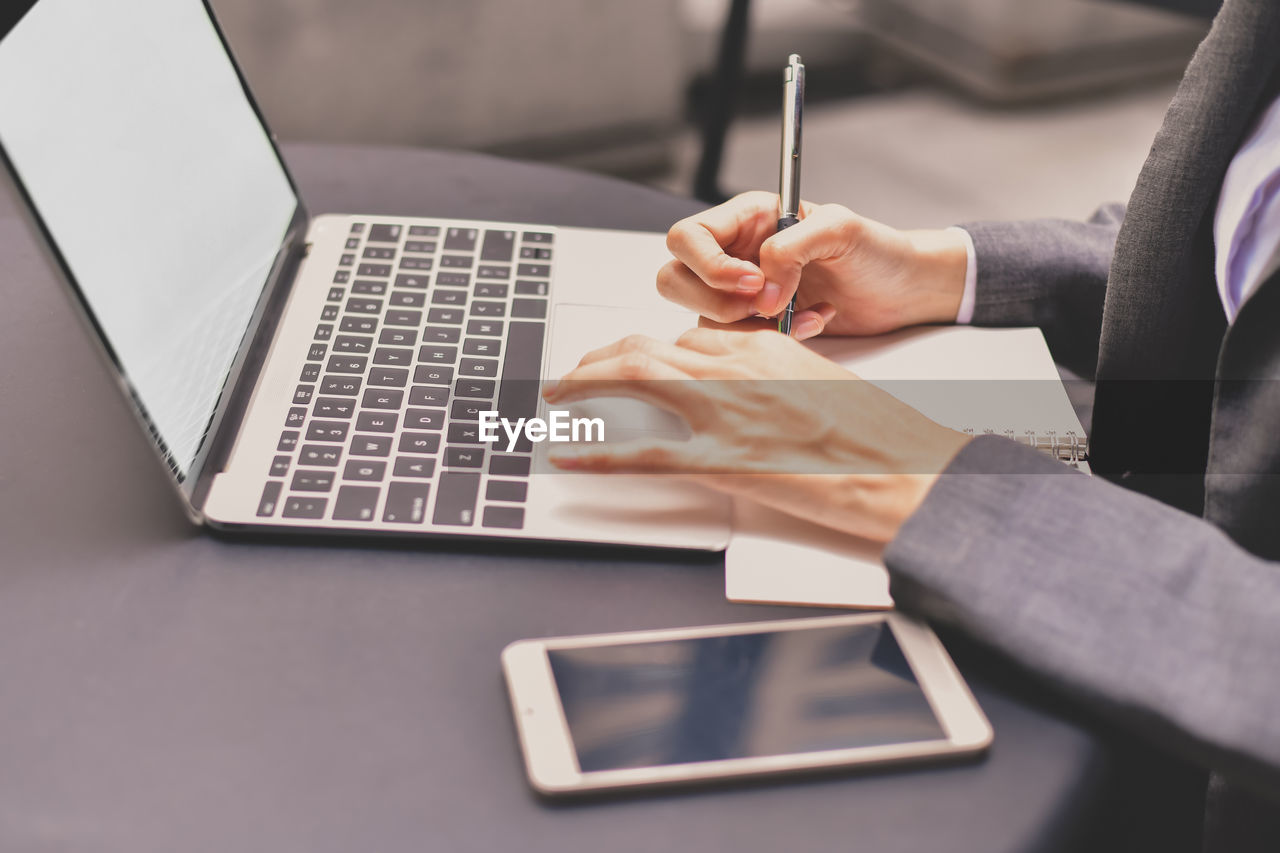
[665,220,695,254]
[618,351,654,380]
[619,334,653,353]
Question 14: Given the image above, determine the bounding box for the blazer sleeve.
[962,202,1125,379]
[883,434,1280,800]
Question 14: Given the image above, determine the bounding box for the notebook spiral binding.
[961,428,1090,468]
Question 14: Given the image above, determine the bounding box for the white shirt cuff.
[948,226,978,325]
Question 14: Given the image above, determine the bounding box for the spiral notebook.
[725,325,1088,609]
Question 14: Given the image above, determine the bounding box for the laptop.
[0,0,730,550]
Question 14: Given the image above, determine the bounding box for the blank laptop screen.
[0,0,297,479]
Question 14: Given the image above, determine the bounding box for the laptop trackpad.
[546,304,695,441]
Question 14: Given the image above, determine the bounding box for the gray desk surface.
[0,143,1116,852]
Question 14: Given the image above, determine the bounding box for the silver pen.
[776,53,805,335]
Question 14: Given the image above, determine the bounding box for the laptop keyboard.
[257,220,551,531]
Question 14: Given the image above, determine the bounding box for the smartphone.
[501,612,992,795]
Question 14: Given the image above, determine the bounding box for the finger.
[755,204,863,316]
[568,333,722,378]
[666,191,779,293]
[657,260,759,324]
[791,303,838,341]
[548,438,695,474]
[695,315,779,334]
[542,353,705,423]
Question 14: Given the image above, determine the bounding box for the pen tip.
[788,53,802,64]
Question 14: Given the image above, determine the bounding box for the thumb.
[754,204,860,316]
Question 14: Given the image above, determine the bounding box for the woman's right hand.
[657,190,970,339]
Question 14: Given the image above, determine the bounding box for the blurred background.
[209,0,1214,228]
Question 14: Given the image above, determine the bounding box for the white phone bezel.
[500,612,992,795]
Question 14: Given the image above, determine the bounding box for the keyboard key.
[432,471,480,525]
[383,481,431,523]
[489,455,531,476]
[385,309,422,327]
[332,485,380,522]
[511,298,548,319]
[357,263,392,277]
[404,240,436,254]
[399,432,441,454]
[393,457,436,478]
[405,408,444,431]
[460,358,498,377]
[498,321,546,423]
[307,343,327,361]
[345,237,360,250]
[351,434,393,457]
[389,291,426,308]
[414,365,454,386]
[367,224,402,243]
[436,272,470,287]
[363,246,395,260]
[332,271,349,285]
[350,222,366,233]
[320,304,340,321]
[327,355,366,373]
[285,407,308,428]
[455,378,496,398]
[400,256,433,271]
[356,411,399,433]
[291,470,335,492]
[320,375,361,395]
[314,324,333,341]
[408,225,439,236]
[523,231,553,244]
[282,496,327,519]
[379,328,416,347]
[520,246,552,260]
[432,289,466,305]
[440,255,473,269]
[313,397,355,419]
[306,420,349,442]
[482,506,525,529]
[257,481,283,517]
[443,447,484,469]
[368,367,409,387]
[293,385,314,404]
[408,385,449,407]
[473,283,508,299]
[270,455,291,476]
[450,399,484,420]
[428,308,463,325]
[517,263,551,278]
[463,338,501,357]
[481,229,515,261]
[362,388,403,409]
[470,301,506,317]
[395,273,430,289]
[345,298,382,314]
[339,254,355,267]
[467,319,504,337]
[514,280,548,296]
[423,326,461,344]
[334,334,373,353]
[448,422,483,444]
[278,431,300,452]
[352,280,387,295]
[340,316,377,334]
[443,227,478,252]
[418,344,458,363]
[477,265,510,280]
[299,444,342,467]
[343,459,386,482]
[327,286,345,302]
[373,347,413,366]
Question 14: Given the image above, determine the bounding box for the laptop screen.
[0,0,298,480]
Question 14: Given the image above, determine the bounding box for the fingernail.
[735,273,764,294]
[755,281,782,315]
[794,317,822,340]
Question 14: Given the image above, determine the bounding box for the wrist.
[902,229,969,325]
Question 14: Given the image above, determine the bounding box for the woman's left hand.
[541,328,971,544]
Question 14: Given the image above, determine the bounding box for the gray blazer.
[883,0,1280,849]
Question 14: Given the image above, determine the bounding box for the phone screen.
[546,620,947,772]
